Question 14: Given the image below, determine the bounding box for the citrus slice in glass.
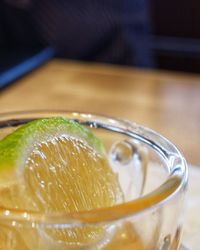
[0,117,123,247]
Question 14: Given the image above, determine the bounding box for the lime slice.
[0,117,104,173]
[0,117,123,247]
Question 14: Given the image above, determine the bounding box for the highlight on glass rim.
[0,111,188,250]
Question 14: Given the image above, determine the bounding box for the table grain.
[0,59,200,165]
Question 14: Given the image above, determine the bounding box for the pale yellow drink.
[0,117,183,250]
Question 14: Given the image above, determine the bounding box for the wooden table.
[0,59,200,165]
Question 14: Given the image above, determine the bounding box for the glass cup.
[0,111,188,250]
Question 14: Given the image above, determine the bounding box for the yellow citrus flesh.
[22,135,123,246]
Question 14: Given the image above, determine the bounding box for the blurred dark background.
[151,0,200,73]
[0,0,200,76]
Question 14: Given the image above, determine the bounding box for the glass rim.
[0,110,188,227]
